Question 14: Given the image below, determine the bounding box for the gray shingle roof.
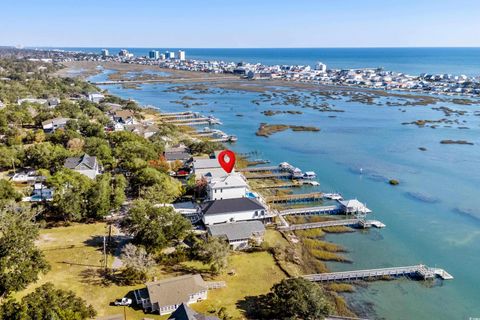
[168,303,219,320]
[208,221,265,242]
[201,198,265,216]
[146,275,207,309]
[64,154,97,170]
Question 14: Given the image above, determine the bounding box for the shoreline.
[57,61,480,106]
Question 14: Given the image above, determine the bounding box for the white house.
[192,157,226,179]
[64,154,101,179]
[208,220,265,250]
[201,197,267,225]
[207,173,248,201]
[88,93,105,103]
[134,275,208,315]
[42,117,71,132]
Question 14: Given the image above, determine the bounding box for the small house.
[64,154,101,179]
[134,275,208,315]
[42,117,71,132]
[338,199,372,214]
[88,93,105,103]
[208,220,265,250]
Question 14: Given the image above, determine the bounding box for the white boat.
[323,193,343,200]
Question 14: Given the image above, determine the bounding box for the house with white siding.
[206,173,248,201]
[201,197,266,225]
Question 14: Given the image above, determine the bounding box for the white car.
[114,298,132,306]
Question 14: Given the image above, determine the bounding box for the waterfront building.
[201,197,266,225]
[207,173,248,200]
[315,61,327,72]
[166,51,175,59]
[192,157,226,179]
[118,49,134,59]
[207,220,265,250]
[178,50,186,61]
[101,49,109,57]
[160,53,166,60]
[149,50,160,59]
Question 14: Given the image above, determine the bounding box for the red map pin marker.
[218,150,236,174]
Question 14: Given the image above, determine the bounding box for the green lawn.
[18,224,287,320]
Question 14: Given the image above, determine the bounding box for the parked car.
[114,298,132,306]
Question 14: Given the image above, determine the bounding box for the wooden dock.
[238,166,281,172]
[266,192,323,204]
[280,205,340,216]
[278,218,385,231]
[303,264,453,282]
[244,172,293,179]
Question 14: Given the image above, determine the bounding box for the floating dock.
[303,264,453,282]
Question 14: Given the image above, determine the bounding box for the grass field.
[17,224,287,320]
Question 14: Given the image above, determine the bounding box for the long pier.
[238,166,281,172]
[266,192,323,204]
[278,218,385,231]
[280,205,339,216]
[244,172,293,179]
[303,264,453,282]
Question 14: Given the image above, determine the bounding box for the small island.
[440,140,474,145]
[256,123,320,137]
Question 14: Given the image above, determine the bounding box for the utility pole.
[103,235,108,270]
[123,306,127,320]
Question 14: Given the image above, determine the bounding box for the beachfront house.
[206,173,248,201]
[134,275,208,315]
[207,220,265,250]
[64,153,101,179]
[42,117,71,132]
[201,197,267,225]
[192,157,226,179]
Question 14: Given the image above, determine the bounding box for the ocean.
[83,48,480,319]
[49,47,480,76]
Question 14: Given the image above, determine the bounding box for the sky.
[1,0,480,48]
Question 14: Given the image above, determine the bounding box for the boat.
[323,193,343,200]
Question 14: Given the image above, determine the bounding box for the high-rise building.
[118,49,129,57]
[159,53,166,60]
[315,62,327,72]
[149,50,160,59]
[178,50,186,61]
[101,49,109,57]
[166,51,175,59]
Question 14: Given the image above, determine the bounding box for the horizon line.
[12,45,480,50]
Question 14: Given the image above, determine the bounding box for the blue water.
[50,47,480,76]
[89,57,480,319]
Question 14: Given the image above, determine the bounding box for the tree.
[47,169,93,222]
[0,202,50,296]
[249,278,332,320]
[120,243,155,284]
[133,167,183,203]
[111,174,127,210]
[87,173,112,219]
[122,200,191,253]
[195,236,229,274]
[0,283,96,319]
[0,179,22,202]
[24,142,70,170]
